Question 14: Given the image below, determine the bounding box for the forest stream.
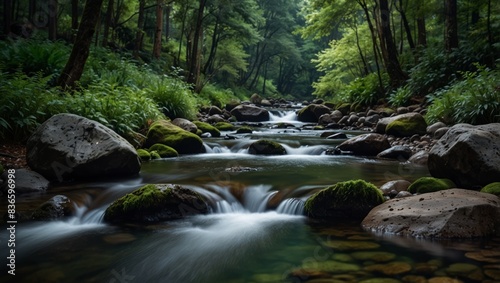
[1,109,500,283]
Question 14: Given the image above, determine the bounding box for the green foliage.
[408,177,456,194]
[199,84,239,108]
[426,66,500,125]
[0,72,59,141]
[145,77,198,120]
[342,73,388,106]
[0,39,69,76]
[388,85,414,107]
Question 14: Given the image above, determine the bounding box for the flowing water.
[1,110,500,283]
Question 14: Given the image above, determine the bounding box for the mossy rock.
[149,144,178,158]
[103,184,209,224]
[407,177,456,194]
[336,103,351,115]
[313,125,324,130]
[480,182,500,197]
[236,126,253,134]
[137,149,151,161]
[144,120,204,154]
[193,121,221,137]
[304,180,385,221]
[297,104,331,122]
[150,151,161,159]
[386,114,427,137]
[248,139,287,155]
[214,122,235,131]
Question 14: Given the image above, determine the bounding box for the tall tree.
[153,0,164,59]
[134,0,146,58]
[186,0,207,92]
[48,0,58,40]
[57,0,104,89]
[102,0,114,47]
[3,0,13,36]
[444,0,458,52]
[71,0,79,42]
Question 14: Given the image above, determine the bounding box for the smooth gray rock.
[27,114,141,182]
[1,169,49,194]
[230,105,270,122]
[379,180,411,196]
[408,150,429,166]
[337,133,391,156]
[426,122,447,136]
[377,146,413,160]
[362,189,500,238]
[172,118,198,133]
[428,123,500,188]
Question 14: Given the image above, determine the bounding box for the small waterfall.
[276,198,305,215]
[282,144,327,155]
[243,185,277,212]
[269,110,298,122]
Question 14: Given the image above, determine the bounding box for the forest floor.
[0,143,28,170]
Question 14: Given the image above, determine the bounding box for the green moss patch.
[248,139,286,155]
[236,126,253,134]
[304,179,385,221]
[149,143,178,158]
[214,122,235,131]
[193,121,221,137]
[137,149,151,161]
[144,120,204,154]
[103,184,209,224]
[407,177,456,194]
[480,182,500,197]
[386,115,427,137]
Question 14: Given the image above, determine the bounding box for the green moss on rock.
[150,151,161,159]
[480,182,500,196]
[137,149,151,161]
[193,121,221,137]
[407,177,456,194]
[304,180,385,221]
[386,114,427,137]
[144,120,204,154]
[103,184,209,224]
[236,126,253,134]
[214,122,235,131]
[149,144,178,158]
[248,139,287,155]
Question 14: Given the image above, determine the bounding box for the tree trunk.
[48,0,58,40]
[416,16,427,47]
[152,0,163,59]
[444,0,458,52]
[187,0,206,92]
[57,0,104,89]
[3,0,12,36]
[102,0,114,47]
[396,0,415,50]
[487,0,492,46]
[165,3,171,40]
[378,0,407,86]
[71,0,79,42]
[134,0,145,58]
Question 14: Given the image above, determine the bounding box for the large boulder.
[428,123,500,188]
[375,113,427,136]
[171,118,198,134]
[144,120,205,154]
[248,139,286,155]
[362,189,500,238]
[230,105,270,122]
[1,169,50,194]
[337,133,391,156]
[297,104,331,123]
[305,180,385,221]
[103,184,209,224]
[26,114,141,182]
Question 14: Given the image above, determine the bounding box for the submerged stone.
[350,251,396,262]
[364,261,412,275]
[323,240,380,251]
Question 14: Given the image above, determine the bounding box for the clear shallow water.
[1,110,500,283]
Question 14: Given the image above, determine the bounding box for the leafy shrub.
[0,71,59,141]
[341,72,389,106]
[0,39,69,76]
[200,84,239,108]
[145,77,198,120]
[426,65,500,125]
[388,85,414,107]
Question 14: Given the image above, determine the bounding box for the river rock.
[193,121,221,137]
[337,133,391,156]
[297,104,331,122]
[230,105,270,122]
[26,113,141,182]
[361,189,500,238]
[433,127,449,139]
[248,139,286,155]
[377,145,413,160]
[1,169,50,194]
[144,119,204,154]
[208,106,223,116]
[428,123,500,188]
[250,93,263,104]
[31,195,72,220]
[103,184,209,224]
[375,113,427,136]
[379,180,411,196]
[171,118,198,133]
[408,150,429,166]
[407,177,455,194]
[305,180,385,221]
[427,122,447,136]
